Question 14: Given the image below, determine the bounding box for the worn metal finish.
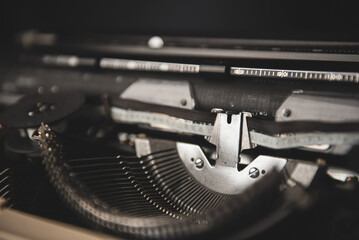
[120,79,195,109]
[276,91,359,123]
[209,113,243,168]
[176,142,286,195]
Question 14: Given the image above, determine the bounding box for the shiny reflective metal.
[194,158,204,169]
[100,58,200,74]
[120,79,195,109]
[177,142,287,195]
[248,167,259,178]
[276,91,359,123]
[327,167,359,182]
[208,112,253,168]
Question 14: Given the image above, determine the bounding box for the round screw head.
[281,108,292,118]
[180,99,187,106]
[249,167,260,178]
[194,158,204,169]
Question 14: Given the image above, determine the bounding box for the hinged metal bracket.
[208,111,253,168]
[175,111,287,195]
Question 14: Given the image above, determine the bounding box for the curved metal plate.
[176,142,287,195]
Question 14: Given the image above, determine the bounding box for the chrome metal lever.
[208,111,253,169]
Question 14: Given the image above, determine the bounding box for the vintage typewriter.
[0,2,358,239]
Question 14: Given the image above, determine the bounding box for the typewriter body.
[0,2,358,239]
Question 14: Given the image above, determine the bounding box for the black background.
[1,0,358,41]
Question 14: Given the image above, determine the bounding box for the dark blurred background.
[1,0,358,41]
